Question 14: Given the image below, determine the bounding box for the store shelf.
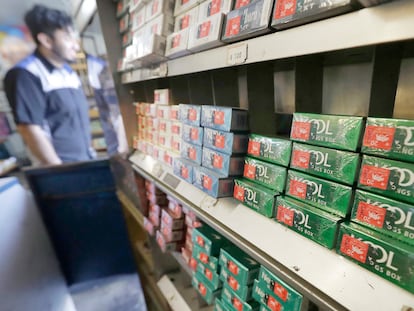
[121,0,414,84]
[129,150,414,311]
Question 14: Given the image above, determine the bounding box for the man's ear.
[37,33,53,49]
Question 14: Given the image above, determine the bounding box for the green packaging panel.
[192,272,222,305]
[257,266,303,311]
[192,225,230,257]
[290,142,360,185]
[290,113,364,151]
[362,117,414,163]
[197,262,222,290]
[285,170,353,217]
[219,246,260,286]
[193,244,220,271]
[220,267,253,300]
[253,279,291,311]
[247,135,292,167]
[275,196,341,249]
[203,127,249,155]
[201,105,249,132]
[222,283,260,311]
[243,157,287,192]
[234,178,278,218]
[337,222,414,294]
[215,298,233,311]
[358,155,414,204]
[351,190,414,246]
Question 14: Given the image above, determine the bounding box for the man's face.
[50,27,80,63]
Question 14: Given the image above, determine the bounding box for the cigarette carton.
[222,0,273,43]
[220,267,253,300]
[144,216,155,235]
[193,166,235,198]
[337,222,414,294]
[221,283,260,311]
[173,157,195,183]
[358,155,414,204]
[361,117,414,163]
[130,6,146,30]
[197,262,223,290]
[180,141,203,164]
[174,6,199,31]
[165,28,191,59]
[290,113,364,152]
[351,190,414,246]
[170,105,180,120]
[271,0,357,30]
[188,14,225,52]
[253,280,287,311]
[154,89,171,105]
[257,265,303,311]
[171,121,182,137]
[234,179,278,218]
[161,207,185,229]
[219,246,260,286]
[243,157,287,192]
[285,170,353,217]
[247,135,292,167]
[203,127,249,155]
[174,0,199,17]
[202,147,245,177]
[201,105,249,132]
[215,298,233,311]
[156,230,180,252]
[145,0,175,22]
[179,104,201,126]
[182,123,204,146]
[198,0,234,21]
[193,272,222,305]
[192,225,230,257]
[275,196,341,249]
[290,142,360,185]
[160,223,184,242]
[193,244,220,271]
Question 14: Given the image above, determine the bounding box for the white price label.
[227,43,248,65]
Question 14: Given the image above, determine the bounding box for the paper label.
[277,205,294,227]
[291,121,311,140]
[359,165,390,190]
[363,125,396,151]
[292,149,311,169]
[289,179,307,200]
[340,234,369,263]
[356,202,386,228]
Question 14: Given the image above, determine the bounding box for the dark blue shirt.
[4,50,94,163]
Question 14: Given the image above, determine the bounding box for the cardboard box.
[271,0,357,30]
[202,147,245,177]
[154,89,171,105]
[275,196,341,249]
[257,266,303,310]
[361,117,414,163]
[174,6,199,31]
[145,0,175,22]
[203,127,249,155]
[285,170,353,217]
[351,190,414,246]
[290,113,364,152]
[222,0,273,43]
[197,262,223,290]
[192,225,230,257]
[337,222,414,294]
[165,28,191,59]
[221,283,260,311]
[252,279,286,311]
[290,142,360,185]
[188,14,225,52]
[220,267,253,300]
[243,157,287,192]
[219,246,260,286]
[179,104,202,126]
[174,0,199,17]
[193,244,220,271]
[173,157,195,183]
[358,155,414,204]
[182,123,204,146]
[198,0,234,21]
[201,105,249,132]
[192,272,222,305]
[247,135,292,167]
[193,166,235,198]
[233,179,278,218]
[180,140,203,164]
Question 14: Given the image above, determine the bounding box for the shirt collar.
[34,49,73,73]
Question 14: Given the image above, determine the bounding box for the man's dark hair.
[24,5,73,44]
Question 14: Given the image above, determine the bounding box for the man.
[4,5,95,165]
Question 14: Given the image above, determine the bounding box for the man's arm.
[17,124,62,165]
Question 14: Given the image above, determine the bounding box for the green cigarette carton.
[197,262,222,290]
[290,142,360,185]
[362,117,414,163]
[218,246,260,286]
[290,113,364,151]
[192,272,222,305]
[220,267,253,300]
[351,190,414,246]
[358,155,414,204]
[193,244,220,272]
[192,225,230,257]
[275,196,341,249]
[257,266,303,311]
[253,280,296,311]
[243,157,287,192]
[222,283,260,311]
[234,179,279,218]
[215,298,233,311]
[247,135,292,167]
[337,222,414,294]
[285,170,353,217]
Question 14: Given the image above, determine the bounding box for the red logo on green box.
[277,205,294,227]
[244,163,256,179]
[233,184,245,201]
[228,261,239,275]
[232,297,243,311]
[228,275,239,291]
[292,149,310,169]
[205,268,213,280]
[359,165,390,190]
[267,295,282,311]
[200,252,209,264]
[198,283,206,296]
[248,140,261,156]
[363,125,395,151]
[197,235,205,247]
[356,202,386,228]
[291,121,311,140]
[340,234,369,263]
[289,179,307,200]
[273,282,288,301]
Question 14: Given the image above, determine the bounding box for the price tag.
[163,173,180,189]
[227,43,247,65]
